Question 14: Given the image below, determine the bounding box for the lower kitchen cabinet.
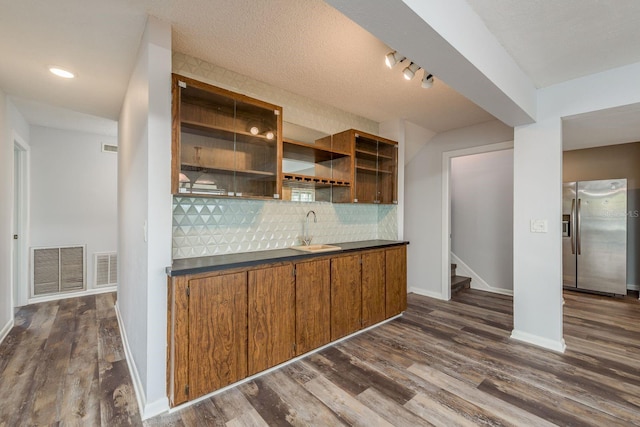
[168,271,247,406]
[167,243,407,407]
[386,245,407,317]
[330,254,362,340]
[248,264,296,375]
[295,259,331,355]
[361,250,386,327]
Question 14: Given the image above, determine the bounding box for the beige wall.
[563,141,640,289]
[563,142,640,190]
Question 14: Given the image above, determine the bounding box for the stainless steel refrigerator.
[562,179,627,295]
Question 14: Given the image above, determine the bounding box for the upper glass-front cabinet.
[352,131,398,204]
[172,74,282,199]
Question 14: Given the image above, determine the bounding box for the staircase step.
[451,275,471,294]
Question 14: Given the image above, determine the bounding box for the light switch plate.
[530,219,548,233]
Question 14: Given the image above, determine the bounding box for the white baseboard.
[114,302,170,420]
[409,287,445,300]
[450,253,513,296]
[27,285,117,305]
[510,329,566,353]
[0,317,14,345]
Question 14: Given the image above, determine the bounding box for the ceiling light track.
[384,50,434,89]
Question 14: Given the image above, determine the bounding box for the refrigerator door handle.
[576,198,582,255]
[571,198,576,255]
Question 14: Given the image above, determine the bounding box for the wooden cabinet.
[248,264,295,375]
[172,74,282,199]
[361,250,386,327]
[167,244,407,407]
[330,254,362,340]
[281,137,352,203]
[168,271,247,406]
[329,129,398,204]
[385,245,408,316]
[294,259,330,355]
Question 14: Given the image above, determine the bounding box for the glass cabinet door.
[376,140,398,204]
[173,74,281,199]
[232,98,279,198]
[354,133,398,204]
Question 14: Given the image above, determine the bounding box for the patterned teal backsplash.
[172,197,397,259]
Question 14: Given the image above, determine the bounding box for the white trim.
[0,318,14,345]
[409,287,445,300]
[510,329,566,353]
[27,285,116,305]
[442,140,514,303]
[167,313,403,414]
[12,131,30,308]
[115,302,170,420]
[450,252,513,296]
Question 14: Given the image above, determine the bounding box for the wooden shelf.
[282,173,351,187]
[355,148,393,160]
[356,165,394,175]
[181,120,277,145]
[284,139,351,158]
[182,163,276,177]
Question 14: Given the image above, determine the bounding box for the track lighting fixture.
[421,73,434,89]
[384,51,435,88]
[384,51,405,68]
[402,62,420,80]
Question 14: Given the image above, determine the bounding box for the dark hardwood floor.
[1,289,640,426]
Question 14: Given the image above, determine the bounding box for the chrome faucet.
[302,210,317,246]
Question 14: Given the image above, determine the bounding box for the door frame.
[13,131,30,307]
[441,140,513,300]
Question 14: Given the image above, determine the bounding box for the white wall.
[405,120,513,299]
[117,16,172,419]
[29,126,117,294]
[451,149,513,292]
[511,61,640,352]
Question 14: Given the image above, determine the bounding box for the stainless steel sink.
[290,244,341,253]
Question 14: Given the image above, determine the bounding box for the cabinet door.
[172,74,281,199]
[386,246,407,317]
[376,141,398,204]
[331,254,362,340]
[295,259,331,355]
[248,264,295,375]
[361,250,386,327]
[188,272,247,400]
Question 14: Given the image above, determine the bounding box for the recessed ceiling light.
[49,67,75,79]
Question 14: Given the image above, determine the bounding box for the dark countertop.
[167,240,409,277]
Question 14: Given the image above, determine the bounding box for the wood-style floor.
[2,289,640,426]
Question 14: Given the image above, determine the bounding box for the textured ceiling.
[1,0,639,140]
[466,0,640,88]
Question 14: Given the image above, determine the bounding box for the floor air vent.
[95,252,117,286]
[32,246,85,296]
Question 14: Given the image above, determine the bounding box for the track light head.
[403,62,420,80]
[384,51,405,68]
[421,73,434,89]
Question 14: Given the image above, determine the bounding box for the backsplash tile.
[172,197,398,259]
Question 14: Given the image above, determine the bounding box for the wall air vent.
[32,245,86,296]
[102,143,118,153]
[95,252,117,286]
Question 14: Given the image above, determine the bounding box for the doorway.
[441,141,514,299]
[13,133,29,307]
